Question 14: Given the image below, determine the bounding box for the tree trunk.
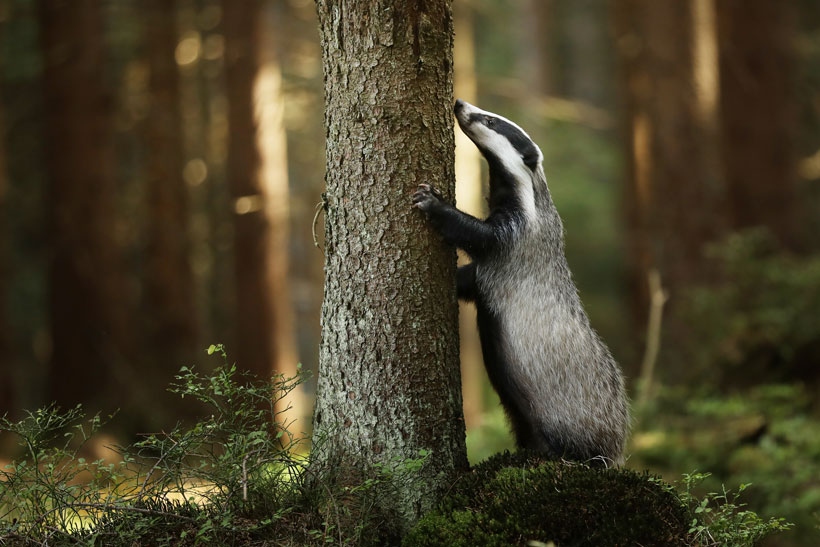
[143,0,198,388]
[0,82,10,416]
[519,0,555,98]
[614,0,722,353]
[40,0,126,410]
[175,0,229,352]
[716,0,798,246]
[313,0,468,524]
[564,0,610,106]
[255,0,306,425]
[222,0,277,381]
[454,0,485,432]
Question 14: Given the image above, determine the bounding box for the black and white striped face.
[454,99,543,176]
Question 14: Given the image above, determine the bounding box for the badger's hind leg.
[488,378,544,451]
[531,424,574,460]
[509,409,564,457]
[508,414,540,451]
[457,263,477,302]
[531,424,614,466]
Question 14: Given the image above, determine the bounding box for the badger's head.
[454,99,546,220]
[454,99,543,176]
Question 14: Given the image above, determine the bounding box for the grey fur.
[413,100,630,464]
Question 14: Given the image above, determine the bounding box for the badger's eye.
[485,116,495,127]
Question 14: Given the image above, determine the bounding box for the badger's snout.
[454,98,473,128]
[454,98,475,117]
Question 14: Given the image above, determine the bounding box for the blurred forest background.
[1,0,820,544]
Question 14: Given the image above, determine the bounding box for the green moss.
[404,451,692,547]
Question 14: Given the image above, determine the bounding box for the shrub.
[678,472,793,547]
[682,228,820,387]
[633,384,815,546]
[0,344,309,545]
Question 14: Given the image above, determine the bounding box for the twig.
[137,431,177,500]
[312,194,326,253]
[284,456,344,545]
[0,531,46,547]
[45,526,81,544]
[62,502,196,522]
[30,499,197,532]
[241,454,248,502]
[638,268,669,407]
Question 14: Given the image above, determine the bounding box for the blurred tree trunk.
[519,0,555,98]
[0,85,10,415]
[716,0,798,246]
[143,0,198,385]
[313,0,468,525]
[39,0,128,409]
[222,0,300,417]
[255,0,305,425]
[564,0,610,106]
[614,0,722,373]
[454,0,486,431]
[276,0,325,405]
[521,0,610,106]
[222,0,270,379]
[176,0,232,353]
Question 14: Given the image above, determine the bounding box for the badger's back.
[474,207,629,463]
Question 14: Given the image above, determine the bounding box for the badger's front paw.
[412,183,445,213]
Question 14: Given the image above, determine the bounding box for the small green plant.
[677,472,793,546]
[0,403,123,541]
[0,344,310,545]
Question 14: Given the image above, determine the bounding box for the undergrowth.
[405,452,791,547]
[0,344,421,546]
[676,472,793,546]
[0,344,794,546]
[632,384,817,545]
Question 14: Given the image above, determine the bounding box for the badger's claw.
[412,183,444,212]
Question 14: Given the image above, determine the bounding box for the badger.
[412,99,630,464]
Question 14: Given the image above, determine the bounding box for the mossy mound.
[404,451,693,547]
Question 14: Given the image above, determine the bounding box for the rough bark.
[313,0,467,522]
[39,0,126,409]
[716,0,798,246]
[143,0,198,381]
[614,0,722,346]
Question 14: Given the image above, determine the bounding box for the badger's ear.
[522,149,541,170]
